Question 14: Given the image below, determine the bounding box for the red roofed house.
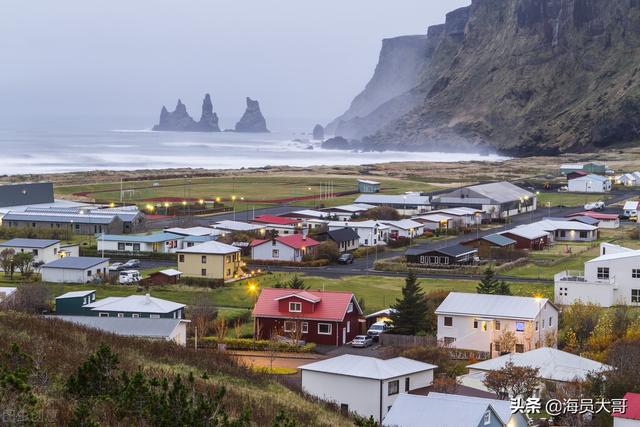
[568,211,620,229]
[613,392,640,426]
[253,288,364,346]
[250,215,304,235]
[250,234,320,262]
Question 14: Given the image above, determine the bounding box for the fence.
[379,334,436,348]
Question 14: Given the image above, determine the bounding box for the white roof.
[561,163,587,169]
[158,269,182,277]
[326,203,376,213]
[327,220,390,230]
[212,220,265,232]
[501,225,550,240]
[435,292,552,320]
[288,209,328,218]
[50,316,187,339]
[429,207,482,217]
[0,199,90,215]
[413,213,454,222]
[624,201,640,210]
[468,347,612,382]
[383,394,498,427]
[164,226,216,236]
[299,355,436,380]
[56,290,95,299]
[587,248,640,263]
[381,219,424,230]
[177,240,240,255]
[534,219,598,232]
[424,393,515,425]
[572,174,609,183]
[354,194,430,206]
[358,179,380,185]
[84,294,184,314]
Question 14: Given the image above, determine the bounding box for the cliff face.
[152,94,220,132]
[234,97,269,133]
[332,0,640,155]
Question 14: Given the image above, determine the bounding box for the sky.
[0,0,470,130]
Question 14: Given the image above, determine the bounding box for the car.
[108,262,124,272]
[367,321,393,338]
[351,335,373,348]
[630,215,638,222]
[118,269,141,284]
[122,259,141,269]
[337,253,354,264]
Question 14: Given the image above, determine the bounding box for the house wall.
[3,219,123,235]
[554,281,617,307]
[501,233,549,250]
[387,225,425,239]
[328,225,387,246]
[169,322,188,346]
[98,238,181,254]
[406,251,475,267]
[42,262,109,283]
[56,293,96,315]
[597,219,620,229]
[0,243,61,265]
[552,229,598,242]
[568,178,611,193]
[93,307,183,319]
[332,237,359,252]
[178,251,241,280]
[252,241,299,262]
[381,371,434,420]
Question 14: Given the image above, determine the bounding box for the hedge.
[192,337,316,353]
[80,248,177,261]
[246,259,329,268]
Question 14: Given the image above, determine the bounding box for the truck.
[584,201,605,211]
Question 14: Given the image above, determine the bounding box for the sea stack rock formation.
[312,124,325,140]
[152,94,220,132]
[234,97,269,132]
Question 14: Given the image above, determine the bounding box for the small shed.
[357,179,381,194]
[144,269,182,285]
[405,244,477,267]
[462,233,517,259]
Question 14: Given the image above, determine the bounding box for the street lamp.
[248,281,260,339]
[232,195,237,220]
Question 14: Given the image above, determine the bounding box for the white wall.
[568,178,611,193]
[614,417,640,427]
[1,243,61,265]
[251,241,299,261]
[97,239,179,253]
[381,371,434,419]
[42,262,109,283]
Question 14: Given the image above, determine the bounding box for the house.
[567,174,612,193]
[533,219,599,242]
[143,269,182,285]
[460,348,610,397]
[300,354,437,422]
[613,392,640,427]
[250,215,304,235]
[1,210,124,235]
[50,315,189,346]
[422,208,484,228]
[383,392,528,427]
[55,290,185,319]
[210,220,266,236]
[405,244,478,267]
[354,194,430,216]
[566,170,589,181]
[41,257,110,283]
[315,228,360,253]
[163,226,217,237]
[435,292,558,355]
[97,232,185,254]
[431,182,536,219]
[499,226,550,250]
[321,203,376,221]
[564,215,601,228]
[0,287,17,306]
[327,220,389,246]
[623,201,640,217]
[281,209,330,221]
[357,179,381,193]
[617,173,638,187]
[381,219,425,239]
[412,213,453,231]
[253,288,363,346]
[0,238,73,265]
[250,234,320,262]
[567,211,620,229]
[177,241,243,281]
[555,242,640,307]
[560,162,607,175]
[462,234,517,259]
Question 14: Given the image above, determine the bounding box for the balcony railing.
[555,270,616,285]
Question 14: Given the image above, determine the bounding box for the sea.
[0,117,508,175]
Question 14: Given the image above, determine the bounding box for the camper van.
[118,270,140,284]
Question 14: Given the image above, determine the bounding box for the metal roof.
[300,355,437,380]
[0,238,60,248]
[325,227,360,243]
[354,194,430,206]
[405,244,477,257]
[212,220,265,232]
[435,292,553,320]
[24,207,142,222]
[357,179,380,185]
[481,233,516,247]
[48,316,186,339]
[324,203,376,213]
[500,226,550,240]
[3,211,116,224]
[381,219,424,230]
[98,232,182,243]
[56,290,95,299]
[163,226,216,236]
[463,182,534,204]
[177,240,240,255]
[413,214,453,222]
[0,182,54,208]
[84,294,184,313]
[43,257,110,270]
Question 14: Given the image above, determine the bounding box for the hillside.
[330,0,640,155]
[0,311,353,427]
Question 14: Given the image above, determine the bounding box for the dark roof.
[0,238,60,248]
[481,234,516,247]
[325,228,360,243]
[566,215,600,225]
[42,257,109,270]
[406,244,477,258]
[0,182,54,208]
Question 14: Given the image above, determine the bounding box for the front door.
[342,327,346,344]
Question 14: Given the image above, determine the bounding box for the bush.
[180,276,225,288]
[194,337,316,353]
[0,226,72,241]
[352,245,386,259]
[246,259,329,267]
[314,241,340,262]
[386,237,411,248]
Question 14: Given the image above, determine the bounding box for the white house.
[613,392,640,427]
[617,173,638,187]
[163,226,217,237]
[384,392,528,427]
[250,234,320,262]
[532,219,599,242]
[41,257,110,283]
[435,292,558,356]
[623,201,640,218]
[0,238,70,265]
[327,220,389,246]
[381,219,425,239]
[567,174,612,193]
[459,348,611,398]
[322,203,376,221]
[555,243,640,307]
[97,232,185,254]
[210,220,266,236]
[412,213,454,231]
[421,207,483,228]
[354,194,430,216]
[300,354,437,422]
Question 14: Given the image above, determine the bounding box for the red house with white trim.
[250,234,320,262]
[613,392,640,426]
[253,288,364,346]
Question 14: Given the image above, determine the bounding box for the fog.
[0,0,469,130]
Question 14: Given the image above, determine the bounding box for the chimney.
[144,293,151,304]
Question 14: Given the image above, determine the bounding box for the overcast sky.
[0,0,469,129]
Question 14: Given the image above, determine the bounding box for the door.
[342,327,346,344]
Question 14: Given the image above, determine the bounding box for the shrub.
[386,237,410,248]
[0,226,72,241]
[246,259,329,267]
[352,245,386,259]
[314,241,340,262]
[194,337,316,353]
[180,276,225,288]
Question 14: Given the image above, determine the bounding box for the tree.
[0,248,15,278]
[432,374,460,393]
[67,344,120,398]
[13,252,35,277]
[424,290,449,335]
[482,361,540,400]
[359,206,400,221]
[495,330,517,354]
[9,283,50,313]
[389,272,429,335]
[476,267,511,295]
[314,241,340,262]
[287,275,308,290]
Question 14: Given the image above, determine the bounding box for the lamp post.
[248,281,259,339]
[232,195,237,220]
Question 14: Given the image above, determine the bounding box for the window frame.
[317,323,332,335]
[597,267,610,280]
[515,321,525,332]
[387,380,399,396]
[443,316,453,327]
[289,302,302,313]
[632,289,640,303]
[283,321,296,333]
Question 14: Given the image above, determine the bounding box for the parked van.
[118,270,140,284]
[367,321,393,337]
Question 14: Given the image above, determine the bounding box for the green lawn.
[537,192,611,208]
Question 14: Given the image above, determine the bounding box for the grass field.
[536,191,611,208]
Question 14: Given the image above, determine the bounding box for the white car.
[351,335,373,348]
[118,269,140,284]
[584,201,605,211]
[367,321,393,337]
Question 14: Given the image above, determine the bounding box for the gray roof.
[325,227,360,243]
[48,316,185,339]
[0,238,60,248]
[3,211,117,224]
[437,181,534,205]
[566,216,600,226]
[354,194,430,206]
[481,233,516,247]
[99,232,182,243]
[0,182,54,208]
[300,355,436,380]
[43,257,109,270]
[25,207,142,222]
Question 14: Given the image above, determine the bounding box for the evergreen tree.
[476,267,511,295]
[389,272,429,335]
[287,275,308,290]
[66,343,120,398]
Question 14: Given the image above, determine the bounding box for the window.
[535,322,538,331]
[494,342,501,352]
[495,321,501,331]
[633,269,640,279]
[201,255,207,263]
[150,314,160,319]
[346,321,350,333]
[481,321,488,331]
[201,268,207,276]
[405,378,410,392]
[284,321,296,332]
[579,231,588,238]
[597,267,610,280]
[98,313,109,317]
[272,249,279,258]
[318,323,332,335]
[549,316,553,327]
[133,243,140,251]
[179,254,184,262]
[347,303,353,313]
[483,410,491,425]
[443,316,453,327]
[542,319,545,328]
[473,320,478,329]
[515,344,525,353]
[340,404,349,414]
[632,289,640,303]
[289,302,302,312]
[118,243,125,251]
[87,270,92,276]
[132,313,139,318]
[388,380,399,396]
[515,321,525,332]
[117,313,124,318]
[301,322,308,334]
[443,337,455,346]
[33,249,38,255]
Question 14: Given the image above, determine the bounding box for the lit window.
[289,302,302,312]
[150,314,160,319]
[516,322,525,332]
